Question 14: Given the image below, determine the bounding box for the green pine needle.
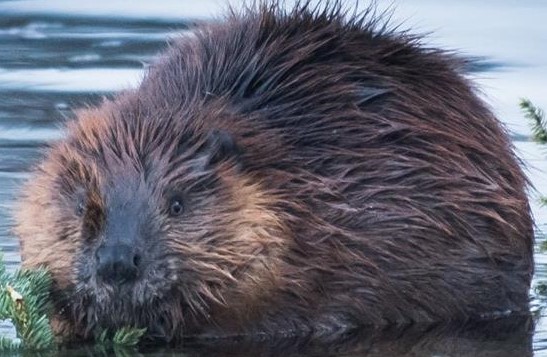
[0,264,56,351]
[540,240,547,254]
[521,100,547,207]
[520,98,547,144]
[112,327,147,346]
[0,336,21,351]
[94,327,148,348]
[96,329,110,344]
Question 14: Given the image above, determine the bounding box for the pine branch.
[0,254,146,352]
[0,256,55,351]
[520,98,547,144]
[95,327,147,347]
[112,327,148,346]
[522,101,547,207]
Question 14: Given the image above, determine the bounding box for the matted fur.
[15,1,533,343]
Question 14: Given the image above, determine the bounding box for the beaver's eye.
[76,200,86,217]
[169,199,184,216]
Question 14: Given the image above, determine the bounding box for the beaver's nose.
[95,244,141,283]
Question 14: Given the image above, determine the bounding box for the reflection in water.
[54,317,533,356]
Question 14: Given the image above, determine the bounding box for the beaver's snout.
[90,183,148,284]
[95,243,141,283]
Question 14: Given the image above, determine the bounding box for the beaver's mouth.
[68,252,215,341]
[88,264,179,306]
[63,277,188,342]
[73,249,179,303]
[64,259,180,330]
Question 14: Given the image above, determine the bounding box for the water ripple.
[0,68,142,92]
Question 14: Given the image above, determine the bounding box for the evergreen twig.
[112,327,148,346]
[0,254,54,351]
[95,327,147,347]
[0,254,146,352]
[520,98,547,144]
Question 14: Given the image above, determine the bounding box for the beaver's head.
[14,100,286,341]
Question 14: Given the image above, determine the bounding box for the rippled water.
[0,0,546,355]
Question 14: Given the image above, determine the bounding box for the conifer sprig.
[520,98,547,144]
[96,327,147,347]
[0,254,146,352]
[0,255,54,351]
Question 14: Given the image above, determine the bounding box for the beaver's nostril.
[133,253,141,268]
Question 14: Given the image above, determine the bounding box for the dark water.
[0,0,546,355]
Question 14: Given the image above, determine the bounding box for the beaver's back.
[134,4,534,325]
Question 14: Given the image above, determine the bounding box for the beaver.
[14,1,534,343]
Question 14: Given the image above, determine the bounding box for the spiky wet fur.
[15,1,533,343]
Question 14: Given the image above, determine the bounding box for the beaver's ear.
[202,129,242,168]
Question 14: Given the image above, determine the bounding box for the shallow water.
[0,0,546,355]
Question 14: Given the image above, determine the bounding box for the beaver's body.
[15,3,533,342]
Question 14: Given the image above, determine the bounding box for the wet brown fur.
[15,1,533,343]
